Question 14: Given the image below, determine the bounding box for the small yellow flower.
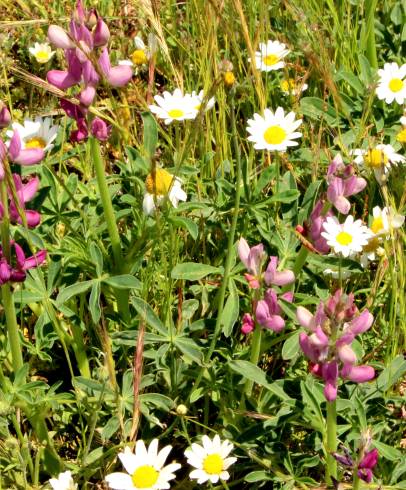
[396,128,406,143]
[29,42,55,63]
[131,49,148,66]
[223,71,235,87]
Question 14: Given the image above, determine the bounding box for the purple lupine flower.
[307,199,334,254]
[256,289,293,333]
[326,154,367,214]
[357,448,378,483]
[297,289,375,401]
[0,242,47,284]
[0,175,41,228]
[8,130,45,166]
[241,313,254,335]
[0,104,11,128]
[264,256,295,286]
[238,238,266,289]
[90,117,111,141]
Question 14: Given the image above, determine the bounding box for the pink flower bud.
[348,310,374,335]
[79,85,96,106]
[241,313,254,335]
[93,17,110,47]
[296,306,313,329]
[345,365,375,383]
[47,25,74,49]
[90,118,110,142]
[106,65,133,87]
[0,104,11,128]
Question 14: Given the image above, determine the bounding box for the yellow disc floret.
[131,49,148,65]
[25,137,46,149]
[223,71,235,87]
[396,128,406,143]
[370,217,384,234]
[263,125,286,145]
[145,168,174,196]
[202,453,223,475]
[167,109,184,119]
[131,465,159,488]
[336,231,353,246]
[365,149,389,168]
[388,78,404,93]
[263,54,279,66]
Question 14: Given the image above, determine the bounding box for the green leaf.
[173,336,202,365]
[300,377,325,434]
[89,242,103,277]
[220,280,239,337]
[142,112,158,161]
[300,97,341,126]
[282,331,300,360]
[131,297,168,336]
[335,69,364,94]
[168,216,198,240]
[139,393,175,411]
[268,189,300,204]
[373,441,402,461]
[375,355,406,392]
[171,262,222,281]
[89,281,101,324]
[103,275,142,289]
[56,280,94,305]
[358,53,373,84]
[244,471,272,482]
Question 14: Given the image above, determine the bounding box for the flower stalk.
[326,400,337,487]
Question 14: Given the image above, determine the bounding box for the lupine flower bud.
[0,104,11,128]
[90,117,110,142]
[93,17,110,47]
[48,25,74,49]
[241,313,254,335]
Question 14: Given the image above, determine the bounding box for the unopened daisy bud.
[176,404,188,415]
[47,25,74,49]
[218,59,234,73]
[0,104,11,128]
[223,71,235,87]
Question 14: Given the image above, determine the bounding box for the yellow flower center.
[35,50,50,62]
[145,168,174,196]
[388,78,404,92]
[263,125,286,145]
[280,79,295,92]
[336,231,353,246]
[131,465,159,488]
[263,54,279,66]
[25,137,46,149]
[396,128,406,143]
[167,109,184,119]
[131,49,148,65]
[223,71,235,86]
[202,453,224,475]
[365,149,389,168]
[370,217,384,234]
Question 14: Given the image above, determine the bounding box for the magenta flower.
[256,289,293,332]
[307,199,334,254]
[90,117,111,141]
[241,313,254,335]
[0,175,41,228]
[297,290,375,401]
[357,448,378,483]
[0,242,47,284]
[8,130,45,166]
[238,238,266,289]
[0,104,11,128]
[264,256,295,286]
[326,154,366,214]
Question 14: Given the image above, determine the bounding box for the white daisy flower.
[6,117,59,152]
[246,107,302,151]
[105,441,181,490]
[143,168,187,215]
[360,237,385,268]
[49,471,77,490]
[369,206,404,237]
[280,78,308,96]
[185,435,237,485]
[149,89,197,124]
[351,144,405,184]
[119,59,134,67]
[376,62,406,104]
[190,90,216,112]
[29,42,55,64]
[400,116,406,126]
[321,215,373,258]
[250,40,290,72]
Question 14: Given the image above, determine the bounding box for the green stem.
[0,180,23,372]
[326,400,337,487]
[189,91,242,398]
[353,473,361,490]
[244,321,262,396]
[365,0,378,69]
[89,137,130,322]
